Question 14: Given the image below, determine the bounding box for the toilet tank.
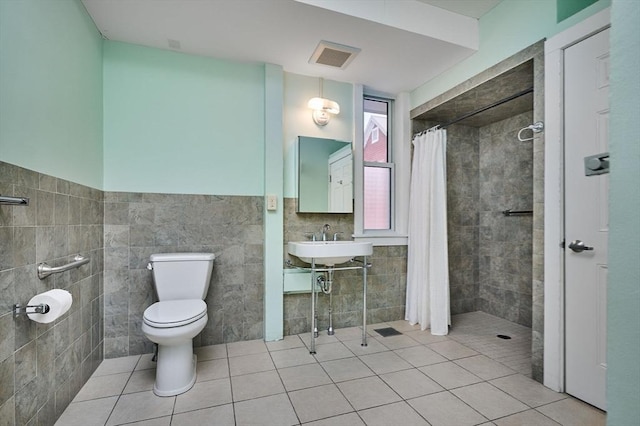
[149,253,215,301]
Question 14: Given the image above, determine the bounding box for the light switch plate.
[266,194,277,211]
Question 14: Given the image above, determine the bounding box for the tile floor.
[55,312,606,426]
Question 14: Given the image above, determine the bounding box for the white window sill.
[352,233,408,246]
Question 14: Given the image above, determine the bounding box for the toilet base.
[153,343,197,397]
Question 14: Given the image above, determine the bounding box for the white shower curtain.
[405,128,450,335]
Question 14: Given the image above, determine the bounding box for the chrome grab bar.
[37,255,90,280]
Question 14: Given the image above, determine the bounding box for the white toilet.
[142,252,215,396]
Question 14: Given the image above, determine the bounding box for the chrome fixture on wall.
[0,194,29,205]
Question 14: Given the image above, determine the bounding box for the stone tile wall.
[445,124,481,315]
[103,192,264,358]
[0,161,104,425]
[283,198,407,336]
[478,111,534,327]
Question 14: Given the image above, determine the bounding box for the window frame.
[363,94,394,231]
[353,85,410,246]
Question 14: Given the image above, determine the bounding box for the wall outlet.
[266,194,277,211]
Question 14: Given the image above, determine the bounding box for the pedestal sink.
[287,240,373,354]
[288,241,373,266]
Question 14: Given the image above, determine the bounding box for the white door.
[328,151,353,212]
[564,28,609,411]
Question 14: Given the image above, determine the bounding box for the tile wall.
[103,193,265,359]
[282,198,408,336]
[478,112,534,327]
[444,124,481,315]
[0,161,104,425]
[414,112,535,327]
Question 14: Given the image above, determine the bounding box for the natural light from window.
[363,97,392,230]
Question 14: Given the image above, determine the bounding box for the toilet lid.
[143,299,207,328]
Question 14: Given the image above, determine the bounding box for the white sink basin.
[288,241,373,266]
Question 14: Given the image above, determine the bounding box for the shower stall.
[410,43,545,381]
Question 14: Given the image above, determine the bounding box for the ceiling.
[81,0,501,94]
[413,60,534,127]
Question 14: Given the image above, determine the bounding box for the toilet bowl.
[142,299,208,396]
[141,253,215,397]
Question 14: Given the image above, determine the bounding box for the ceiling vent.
[309,41,361,69]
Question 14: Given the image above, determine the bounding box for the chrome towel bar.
[0,195,29,205]
[502,209,533,216]
[38,254,90,279]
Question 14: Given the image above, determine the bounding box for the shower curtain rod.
[439,87,533,128]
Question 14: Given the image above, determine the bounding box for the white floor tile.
[359,350,413,375]
[196,357,229,382]
[451,382,529,420]
[93,356,139,377]
[494,409,561,426]
[55,396,118,426]
[489,374,567,407]
[408,391,488,426]
[228,352,274,376]
[536,397,606,426]
[122,368,156,394]
[312,341,354,362]
[394,345,448,367]
[270,346,316,369]
[171,404,234,426]
[321,357,374,382]
[289,384,353,423]
[173,377,232,414]
[358,401,429,426]
[234,393,299,426]
[106,391,175,425]
[337,376,402,410]
[278,363,332,392]
[73,372,130,402]
[379,369,444,400]
[454,355,516,380]
[226,339,267,358]
[58,313,572,426]
[230,370,285,401]
[420,361,483,389]
[303,412,365,426]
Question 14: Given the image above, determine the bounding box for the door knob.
[568,240,594,253]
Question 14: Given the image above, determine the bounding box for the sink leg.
[327,290,334,335]
[361,255,368,347]
[310,264,317,354]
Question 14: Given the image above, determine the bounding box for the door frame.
[543,7,611,392]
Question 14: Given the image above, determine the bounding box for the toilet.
[141,252,215,396]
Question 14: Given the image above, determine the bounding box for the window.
[363,97,393,230]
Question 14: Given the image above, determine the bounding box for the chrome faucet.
[321,224,331,241]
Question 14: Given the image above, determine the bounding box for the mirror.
[298,136,353,213]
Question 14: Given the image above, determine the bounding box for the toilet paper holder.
[12,303,50,318]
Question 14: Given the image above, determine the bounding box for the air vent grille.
[309,41,360,69]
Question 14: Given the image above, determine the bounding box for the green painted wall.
[0,0,103,189]
[103,41,265,195]
[607,1,640,423]
[410,0,611,108]
[284,73,353,199]
[558,0,599,22]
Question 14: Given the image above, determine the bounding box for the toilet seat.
[143,299,207,328]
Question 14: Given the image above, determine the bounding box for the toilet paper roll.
[27,289,73,323]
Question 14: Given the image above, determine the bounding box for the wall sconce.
[308,78,340,126]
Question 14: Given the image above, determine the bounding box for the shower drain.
[497,334,512,340]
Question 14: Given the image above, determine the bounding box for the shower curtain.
[405,128,450,335]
